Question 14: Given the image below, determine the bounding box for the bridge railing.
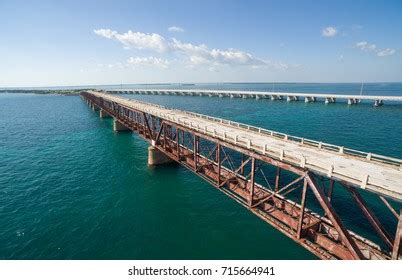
[95,92,402,169]
[179,108,402,169]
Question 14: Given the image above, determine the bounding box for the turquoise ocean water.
[1,83,401,259]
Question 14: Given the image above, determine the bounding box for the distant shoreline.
[0,89,89,95]
[2,81,402,91]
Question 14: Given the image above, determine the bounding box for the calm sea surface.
[1,83,402,259]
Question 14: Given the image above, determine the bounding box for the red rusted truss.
[82,93,402,260]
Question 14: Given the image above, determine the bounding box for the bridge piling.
[287,96,298,102]
[325,97,336,104]
[304,96,316,103]
[148,146,174,165]
[374,99,384,107]
[348,98,360,105]
[99,109,111,118]
[113,118,130,132]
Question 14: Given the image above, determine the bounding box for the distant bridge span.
[108,88,402,106]
[81,90,402,260]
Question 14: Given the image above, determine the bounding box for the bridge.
[107,88,402,107]
[81,90,402,260]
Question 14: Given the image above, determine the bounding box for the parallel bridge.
[81,90,402,260]
[108,88,402,106]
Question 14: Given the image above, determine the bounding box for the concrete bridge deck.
[82,90,402,260]
[90,90,402,200]
[108,88,402,106]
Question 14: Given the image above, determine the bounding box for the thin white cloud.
[94,28,295,70]
[322,26,338,37]
[264,61,289,71]
[168,26,185,32]
[95,62,127,70]
[94,29,168,52]
[127,56,169,68]
[377,48,396,57]
[94,29,116,39]
[355,41,396,57]
[171,38,266,67]
[356,41,377,51]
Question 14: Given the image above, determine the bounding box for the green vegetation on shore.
[0,89,93,95]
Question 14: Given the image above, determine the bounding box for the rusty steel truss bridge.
[81,90,402,260]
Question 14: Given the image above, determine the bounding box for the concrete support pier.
[148,146,174,165]
[325,97,336,104]
[348,98,359,105]
[113,118,130,132]
[287,96,298,102]
[270,95,282,100]
[99,109,111,118]
[304,96,316,103]
[374,99,384,107]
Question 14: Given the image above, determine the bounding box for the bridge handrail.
[94,92,402,169]
[176,110,400,166]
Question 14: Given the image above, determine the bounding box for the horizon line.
[2,81,402,89]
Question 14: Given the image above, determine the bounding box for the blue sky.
[1,0,401,86]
